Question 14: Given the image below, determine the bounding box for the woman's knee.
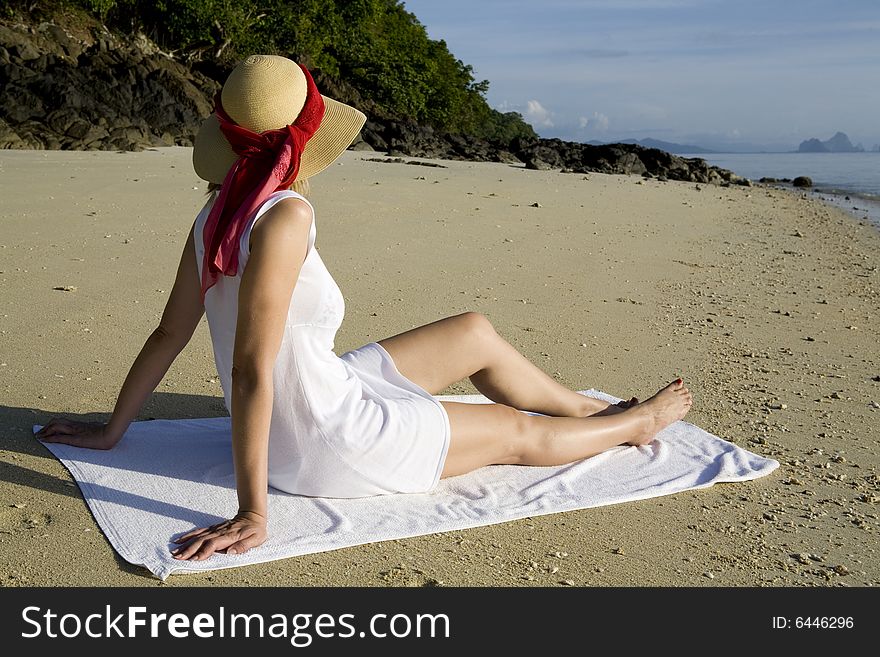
[457,311,497,340]
[443,402,531,465]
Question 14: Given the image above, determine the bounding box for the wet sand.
[0,147,877,586]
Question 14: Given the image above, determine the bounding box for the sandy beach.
[0,147,877,586]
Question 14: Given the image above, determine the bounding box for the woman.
[36,55,692,562]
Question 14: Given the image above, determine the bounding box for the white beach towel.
[33,390,778,580]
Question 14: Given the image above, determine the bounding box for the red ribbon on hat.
[200,63,325,302]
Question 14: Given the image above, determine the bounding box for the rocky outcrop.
[0,16,744,186]
[792,176,813,188]
[797,132,863,153]
[353,119,520,164]
[507,137,742,184]
[0,20,218,151]
[797,138,826,154]
[362,129,744,185]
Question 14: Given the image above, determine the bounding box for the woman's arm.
[37,224,205,448]
[172,198,313,560]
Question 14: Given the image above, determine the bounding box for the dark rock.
[348,137,374,151]
[524,157,554,171]
[792,176,813,188]
[0,117,22,148]
[2,84,44,122]
[759,177,778,183]
[616,152,647,175]
[405,160,446,168]
[44,24,79,57]
[0,17,219,152]
[521,143,565,170]
[493,150,521,165]
[557,142,704,180]
[359,121,388,151]
[65,119,92,140]
[385,120,449,159]
[12,40,40,61]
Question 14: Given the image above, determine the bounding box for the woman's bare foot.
[591,396,639,416]
[625,379,692,446]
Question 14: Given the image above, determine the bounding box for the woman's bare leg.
[378,312,609,417]
[440,379,692,477]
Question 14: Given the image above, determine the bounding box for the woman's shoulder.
[261,193,313,221]
[257,190,315,228]
[248,192,315,256]
[269,188,313,210]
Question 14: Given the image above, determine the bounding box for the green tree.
[23,0,536,141]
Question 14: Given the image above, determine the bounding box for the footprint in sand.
[0,507,53,533]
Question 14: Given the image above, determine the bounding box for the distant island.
[797,132,865,153]
[587,138,716,154]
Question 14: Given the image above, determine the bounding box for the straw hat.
[192,54,366,184]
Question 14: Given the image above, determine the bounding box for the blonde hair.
[205,178,311,198]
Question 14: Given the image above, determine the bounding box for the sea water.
[682,152,880,228]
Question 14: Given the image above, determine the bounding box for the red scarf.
[200,63,325,302]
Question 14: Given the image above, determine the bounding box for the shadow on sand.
[0,392,230,579]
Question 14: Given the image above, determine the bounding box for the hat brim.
[192,95,367,184]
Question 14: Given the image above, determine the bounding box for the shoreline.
[1,147,878,587]
[680,151,880,228]
[811,189,880,230]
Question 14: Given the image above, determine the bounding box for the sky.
[401,0,880,152]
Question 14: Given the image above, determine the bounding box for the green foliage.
[482,110,539,143]
[57,0,535,141]
[70,0,116,21]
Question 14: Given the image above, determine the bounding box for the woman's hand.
[35,419,119,450]
[171,510,268,561]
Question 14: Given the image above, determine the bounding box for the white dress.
[193,189,451,498]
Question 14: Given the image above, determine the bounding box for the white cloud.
[524,99,554,128]
[579,112,610,132]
